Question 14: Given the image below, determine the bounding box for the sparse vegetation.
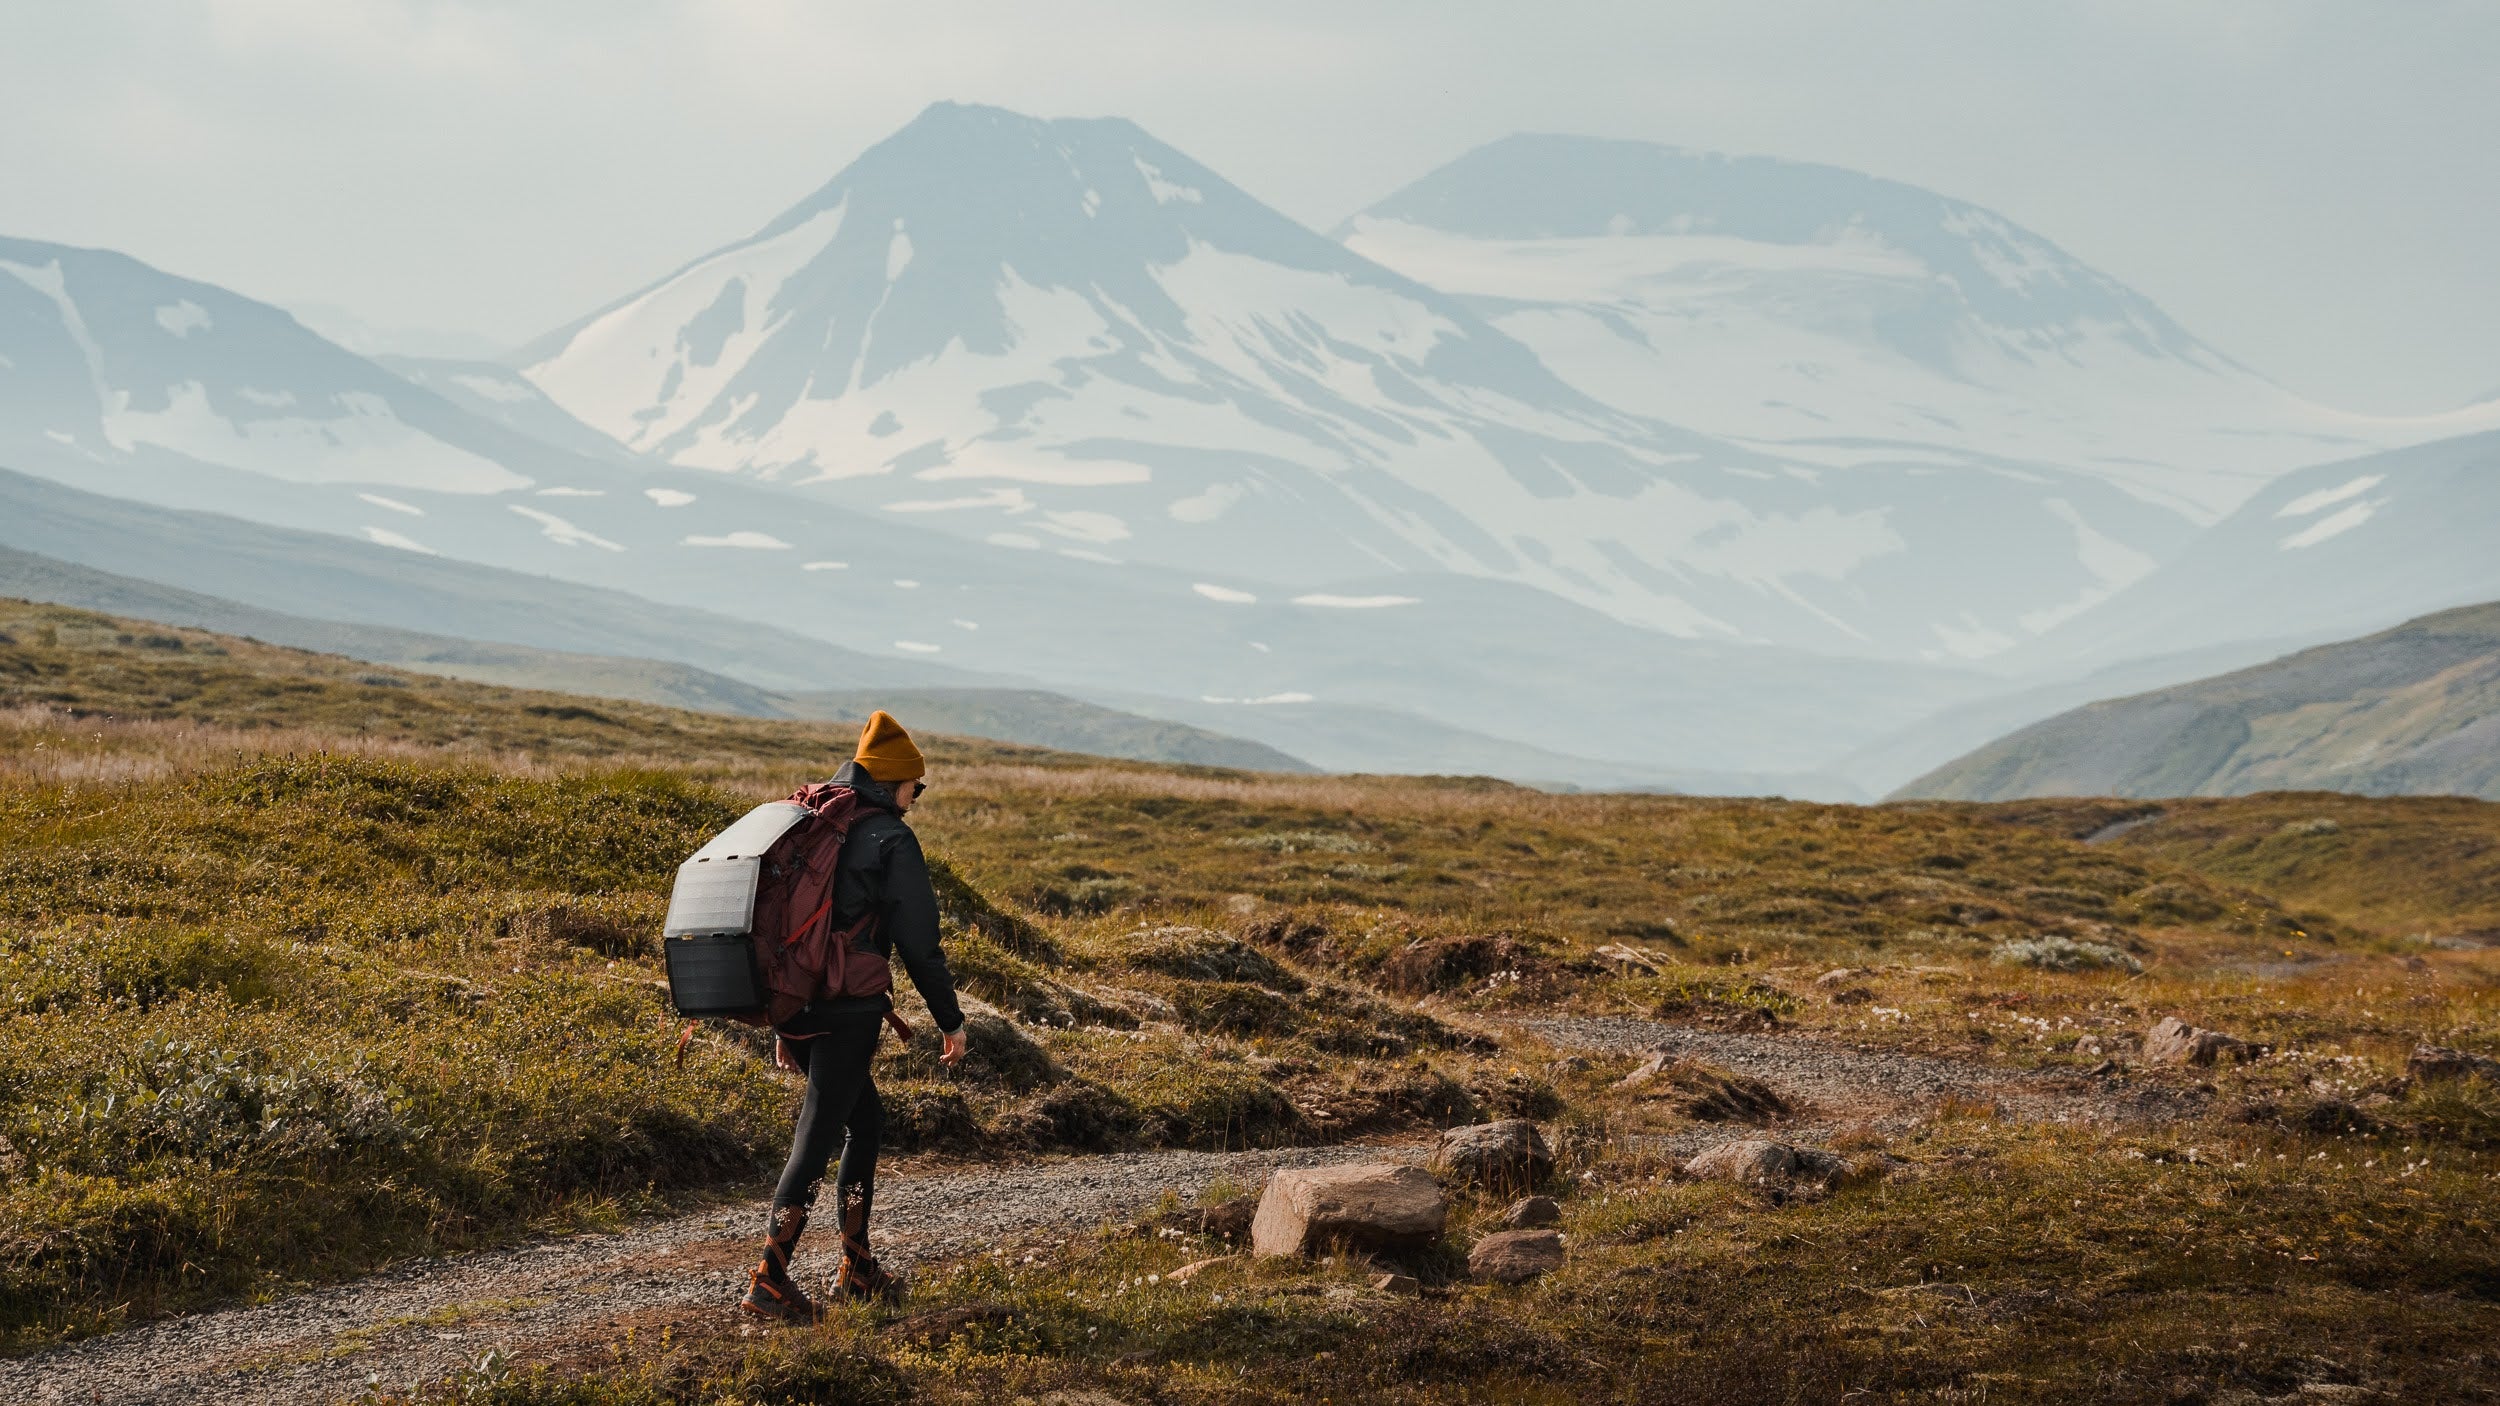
[5,599,2497,1400]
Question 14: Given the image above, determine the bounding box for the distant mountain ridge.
[6,105,2497,794]
[1338,133,2425,523]
[518,102,2250,663]
[2003,429,2500,672]
[1897,601,2500,802]
[0,544,1311,772]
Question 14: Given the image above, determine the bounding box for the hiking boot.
[740,1263,821,1323]
[740,1202,820,1323]
[834,1251,900,1303]
[832,1179,900,1302]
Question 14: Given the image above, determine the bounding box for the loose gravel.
[3,1142,1421,1406]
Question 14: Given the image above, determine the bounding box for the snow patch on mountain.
[2280,500,2382,550]
[509,505,622,551]
[1,241,558,498]
[155,301,210,337]
[2276,474,2383,518]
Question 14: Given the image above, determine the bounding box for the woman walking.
[743,711,968,1322]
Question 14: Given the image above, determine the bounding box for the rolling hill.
[1897,600,2500,801]
[0,546,1309,772]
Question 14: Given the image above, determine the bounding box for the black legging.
[771,1009,885,1212]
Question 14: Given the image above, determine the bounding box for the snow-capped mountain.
[0,235,628,498]
[2008,427,2500,670]
[519,103,2231,662]
[7,109,2484,787]
[1338,134,2434,523]
[0,226,1992,781]
[521,104,1738,628]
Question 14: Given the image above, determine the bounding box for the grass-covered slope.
[0,610,1465,1348]
[1991,793,2500,941]
[0,566,1311,771]
[1898,601,2500,802]
[4,604,2497,1401]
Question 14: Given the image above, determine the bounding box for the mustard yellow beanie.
[853,710,926,783]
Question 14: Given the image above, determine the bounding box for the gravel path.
[1522,1016,2185,1139]
[3,1142,1420,1406]
[9,1022,2192,1404]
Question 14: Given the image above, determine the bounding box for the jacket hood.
[831,759,904,814]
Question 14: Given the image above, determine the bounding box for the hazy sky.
[3,0,2494,413]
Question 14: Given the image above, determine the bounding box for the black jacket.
[778,761,965,1036]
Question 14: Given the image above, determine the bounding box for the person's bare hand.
[940,1029,969,1066]
[774,1037,799,1072]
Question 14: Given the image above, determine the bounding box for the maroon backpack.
[663,782,911,1037]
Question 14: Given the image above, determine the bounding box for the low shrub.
[1991,934,2143,973]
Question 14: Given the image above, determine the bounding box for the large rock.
[1433,1119,1554,1190]
[1469,1229,1565,1284]
[1250,1163,1446,1259]
[2408,1044,2500,1084]
[2144,1016,2250,1067]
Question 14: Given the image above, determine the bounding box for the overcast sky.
[3,0,2493,413]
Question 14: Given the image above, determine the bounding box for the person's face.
[893,774,929,813]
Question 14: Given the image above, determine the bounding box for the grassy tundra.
[2,599,2495,1402]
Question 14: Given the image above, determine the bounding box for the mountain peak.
[1349,132,2191,345]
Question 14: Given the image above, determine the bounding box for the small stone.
[1468,1229,1565,1284]
[1251,1163,1447,1259]
[1369,1271,1420,1294]
[1545,1055,1593,1078]
[1433,1119,1554,1190]
[1199,1194,1258,1243]
[1502,1195,1562,1229]
[1040,1392,1136,1406]
[2144,1016,2250,1067]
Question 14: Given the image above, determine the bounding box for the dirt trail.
[1524,1016,2190,1146]
[4,1143,1419,1406]
[8,1022,2189,1405]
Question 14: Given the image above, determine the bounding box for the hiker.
[743,711,968,1322]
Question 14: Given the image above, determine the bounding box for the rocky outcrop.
[1432,1119,1554,1190]
[1250,1163,1446,1259]
[2144,1016,2251,1067]
[1469,1229,1565,1284]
